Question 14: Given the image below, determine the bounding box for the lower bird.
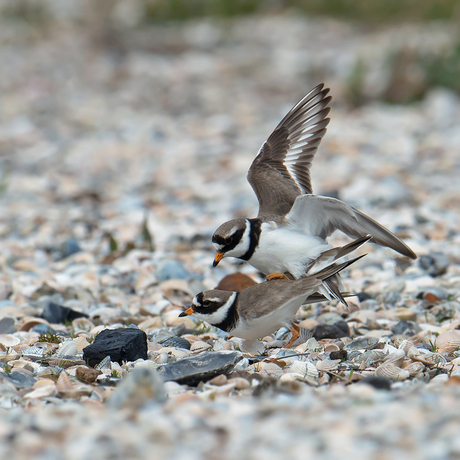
[180,252,365,348]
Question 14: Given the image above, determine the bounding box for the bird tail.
[307,252,367,307]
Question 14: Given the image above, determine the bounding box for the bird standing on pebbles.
[180,255,365,347]
[212,84,416,283]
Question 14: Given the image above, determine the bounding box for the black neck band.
[214,293,239,332]
[240,218,261,261]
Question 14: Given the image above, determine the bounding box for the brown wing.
[247,84,331,217]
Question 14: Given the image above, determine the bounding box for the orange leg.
[284,323,300,348]
[266,272,290,281]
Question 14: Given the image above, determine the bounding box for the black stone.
[330,349,347,361]
[156,351,242,385]
[41,301,88,324]
[161,337,191,350]
[1,371,36,389]
[82,327,148,368]
[310,320,350,340]
[360,376,392,390]
[391,320,421,336]
[356,292,372,302]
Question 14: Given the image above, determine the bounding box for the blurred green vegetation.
[346,42,460,106]
[145,0,459,22]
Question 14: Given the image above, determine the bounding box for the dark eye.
[203,300,211,307]
[224,236,233,245]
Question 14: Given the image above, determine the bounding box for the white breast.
[248,223,330,278]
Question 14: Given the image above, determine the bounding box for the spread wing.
[247,84,331,217]
[285,195,417,259]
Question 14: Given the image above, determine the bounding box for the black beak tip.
[212,260,219,268]
[178,312,187,317]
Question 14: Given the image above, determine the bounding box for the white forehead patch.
[208,297,223,303]
[192,297,200,307]
[213,242,225,251]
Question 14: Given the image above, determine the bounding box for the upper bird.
[212,83,416,279]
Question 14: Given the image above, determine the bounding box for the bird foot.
[266,272,290,281]
[284,323,300,348]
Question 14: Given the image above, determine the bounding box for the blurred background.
[0,0,459,265]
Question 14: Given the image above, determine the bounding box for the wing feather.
[248,84,331,217]
[286,195,417,259]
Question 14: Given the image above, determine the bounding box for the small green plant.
[3,364,11,374]
[428,340,438,352]
[112,369,120,378]
[38,333,63,344]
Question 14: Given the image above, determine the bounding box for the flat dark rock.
[156,351,242,385]
[41,301,88,324]
[83,327,148,367]
[311,320,350,340]
[1,371,37,389]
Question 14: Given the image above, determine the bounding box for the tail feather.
[307,234,372,275]
[314,253,367,282]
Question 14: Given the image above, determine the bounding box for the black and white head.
[212,218,251,266]
[179,290,238,327]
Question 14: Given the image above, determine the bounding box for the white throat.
[225,220,252,259]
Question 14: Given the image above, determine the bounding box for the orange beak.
[179,306,194,317]
[213,252,224,267]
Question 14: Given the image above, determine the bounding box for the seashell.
[21,346,45,361]
[411,352,448,367]
[398,340,413,354]
[383,349,406,367]
[260,363,283,377]
[160,337,191,350]
[23,384,57,399]
[352,350,386,365]
[289,360,307,376]
[375,363,410,381]
[403,361,425,376]
[72,337,90,353]
[0,352,20,363]
[35,366,63,377]
[33,379,56,389]
[344,337,379,351]
[96,356,112,370]
[315,359,341,372]
[306,362,319,381]
[435,331,460,353]
[56,371,74,393]
[324,343,340,353]
[19,318,53,332]
[55,341,78,358]
[190,341,212,352]
[0,334,20,347]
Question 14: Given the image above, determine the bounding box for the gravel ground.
[0,5,460,459]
